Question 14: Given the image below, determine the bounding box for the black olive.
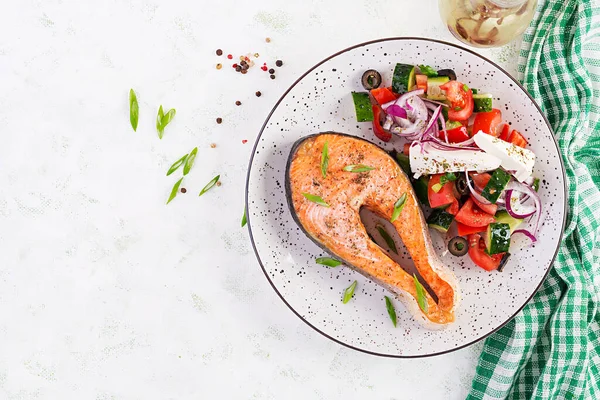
[497,252,511,272]
[448,236,469,256]
[437,69,457,81]
[455,174,470,196]
[361,69,382,90]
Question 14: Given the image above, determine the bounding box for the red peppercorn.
[261,65,268,71]
[242,139,248,144]
[232,63,238,68]
[227,54,233,59]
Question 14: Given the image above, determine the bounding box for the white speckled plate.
[245,38,566,357]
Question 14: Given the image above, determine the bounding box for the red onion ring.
[386,104,408,118]
[504,189,536,218]
[512,229,537,243]
[505,181,542,234]
[465,171,492,205]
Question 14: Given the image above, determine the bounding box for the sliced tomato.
[416,74,428,91]
[470,173,491,191]
[440,81,474,121]
[371,87,397,105]
[403,143,411,156]
[498,123,512,141]
[447,198,460,215]
[428,174,457,208]
[440,126,470,143]
[468,234,505,271]
[455,198,496,227]
[509,129,528,148]
[372,105,392,142]
[472,109,502,137]
[457,222,485,236]
[470,194,498,215]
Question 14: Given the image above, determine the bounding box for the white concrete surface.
[0,1,520,399]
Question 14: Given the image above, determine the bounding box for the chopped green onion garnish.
[343,164,375,173]
[316,257,342,267]
[375,224,397,254]
[385,296,397,327]
[183,147,198,176]
[166,154,188,176]
[199,175,220,197]
[413,274,429,314]
[321,141,329,178]
[166,177,184,205]
[532,177,540,192]
[129,89,139,132]
[390,193,407,222]
[302,193,329,207]
[342,280,357,304]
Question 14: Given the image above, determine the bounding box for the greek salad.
[351,63,541,272]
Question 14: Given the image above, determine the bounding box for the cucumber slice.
[494,210,523,233]
[413,175,430,207]
[426,76,450,100]
[427,209,454,233]
[481,169,511,204]
[445,120,463,130]
[392,63,416,94]
[473,93,493,112]
[351,92,374,122]
[485,222,511,255]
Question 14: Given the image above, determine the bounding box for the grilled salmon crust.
[285,132,460,328]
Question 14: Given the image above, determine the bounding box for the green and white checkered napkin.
[468,0,600,399]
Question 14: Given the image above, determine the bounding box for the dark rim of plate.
[244,37,568,359]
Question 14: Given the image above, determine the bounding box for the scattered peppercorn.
[265,37,271,43]
[216,181,222,187]
[241,69,247,74]
[254,53,259,58]
[235,101,242,106]
[270,74,276,80]
[227,54,233,59]
[180,188,187,193]
[276,60,283,67]
[216,49,223,56]
[236,65,242,72]
[232,63,238,69]
[216,117,223,124]
[216,63,222,70]
[242,139,248,144]
[210,143,216,148]
[255,91,262,97]
[268,68,275,74]
[261,65,268,71]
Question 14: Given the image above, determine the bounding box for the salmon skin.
[285,132,460,328]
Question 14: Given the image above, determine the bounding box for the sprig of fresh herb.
[390,193,407,222]
[241,207,247,227]
[413,274,429,314]
[418,65,438,77]
[199,175,220,197]
[343,164,375,173]
[302,193,329,207]
[321,141,329,178]
[376,224,397,254]
[183,147,198,176]
[167,154,188,176]
[316,257,342,267]
[385,296,397,327]
[129,89,139,132]
[156,105,176,139]
[167,177,184,204]
[532,177,540,192]
[342,281,357,304]
[439,172,457,186]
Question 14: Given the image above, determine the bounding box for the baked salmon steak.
[285,132,460,328]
